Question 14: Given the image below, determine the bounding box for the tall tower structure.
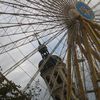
[37,40,76,100]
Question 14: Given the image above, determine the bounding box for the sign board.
[76,1,95,21]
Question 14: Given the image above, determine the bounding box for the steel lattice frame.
[0,0,100,100]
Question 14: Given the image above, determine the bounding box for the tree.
[0,71,31,100]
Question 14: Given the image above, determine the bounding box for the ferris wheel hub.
[75,1,95,21]
[68,8,80,19]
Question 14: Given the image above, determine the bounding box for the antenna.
[34,33,41,45]
[34,33,49,59]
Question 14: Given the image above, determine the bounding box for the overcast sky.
[0,0,99,100]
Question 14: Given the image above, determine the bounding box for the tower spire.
[35,33,49,59]
[35,34,41,45]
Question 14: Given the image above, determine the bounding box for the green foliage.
[0,77,30,100]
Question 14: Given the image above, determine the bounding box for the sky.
[0,0,99,100]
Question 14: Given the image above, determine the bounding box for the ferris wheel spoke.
[66,22,79,99]
[78,39,99,70]
[27,7,64,17]
[79,49,87,92]
[3,27,66,76]
[77,35,98,88]
[73,47,87,99]
[0,25,63,37]
[0,12,67,21]
[3,49,39,76]
[89,21,100,31]
[84,34,100,61]
[83,20,100,52]
[52,0,67,8]
[66,24,87,99]
[0,25,66,55]
[0,0,65,18]
[23,30,67,92]
[31,0,70,17]
[0,0,99,99]
[77,32,100,94]
[87,0,92,5]
[94,20,100,24]
[14,0,65,16]
[90,48,100,62]
[77,41,88,61]
[0,1,34,14]
[92,2,100,9]
[0,27,64,54]
[95,18,100,21]
[94,10,100,13]
[0,0,71,24]
[0,5,32,37]
[66,34,73,100]
[79,0,85,2]
[51,0,72,9]
[59,37,67,57]
[41,0,67,10]
[95,14,100,17]
[0,35,35,55]
[0,19,66,29]
[0,23,65,37]
[87,35,99,56]
[26,0,63,13]
[92,28,100,39]
[93,21,100,24]
[82,32,100,99]
[46,0,65,8]
[87,31,99,50]
[87,33,99,53]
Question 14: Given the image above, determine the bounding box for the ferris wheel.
[0,0,100,100]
